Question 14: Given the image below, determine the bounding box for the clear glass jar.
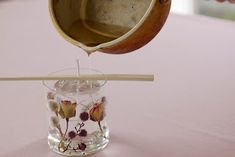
[43,68,109,156]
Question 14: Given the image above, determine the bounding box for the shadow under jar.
[49,0,171,54]
[43,68,109,156]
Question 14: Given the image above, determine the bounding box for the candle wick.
[76,59,81,103]
[76,59,80,76]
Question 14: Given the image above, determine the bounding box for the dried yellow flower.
[59,100,77,119]
[89,102,105,122]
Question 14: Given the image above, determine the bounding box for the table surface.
[1,1,235,157]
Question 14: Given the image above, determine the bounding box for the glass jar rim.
[42,67,107,93]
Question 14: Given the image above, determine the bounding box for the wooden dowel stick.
[0,74,154,82]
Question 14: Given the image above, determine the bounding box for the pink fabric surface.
[0,0,235,157]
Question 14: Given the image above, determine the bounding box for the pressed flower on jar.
[89,102,105,122]
[48,101,59,115]
[55,100,78,153]
[50,116,60,128]
[59,100,77,119]
[68,131,77,139]
[50,116,63,136]
[80,112,89,121]
[47,92,55,100]
[89,97,106,132]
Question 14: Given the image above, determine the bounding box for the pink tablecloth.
[0,1,235,157]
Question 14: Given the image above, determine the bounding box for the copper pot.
[49,0,171,54]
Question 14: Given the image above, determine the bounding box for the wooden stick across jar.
[0,74,154,82]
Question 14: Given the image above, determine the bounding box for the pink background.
[0,1,235,157]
